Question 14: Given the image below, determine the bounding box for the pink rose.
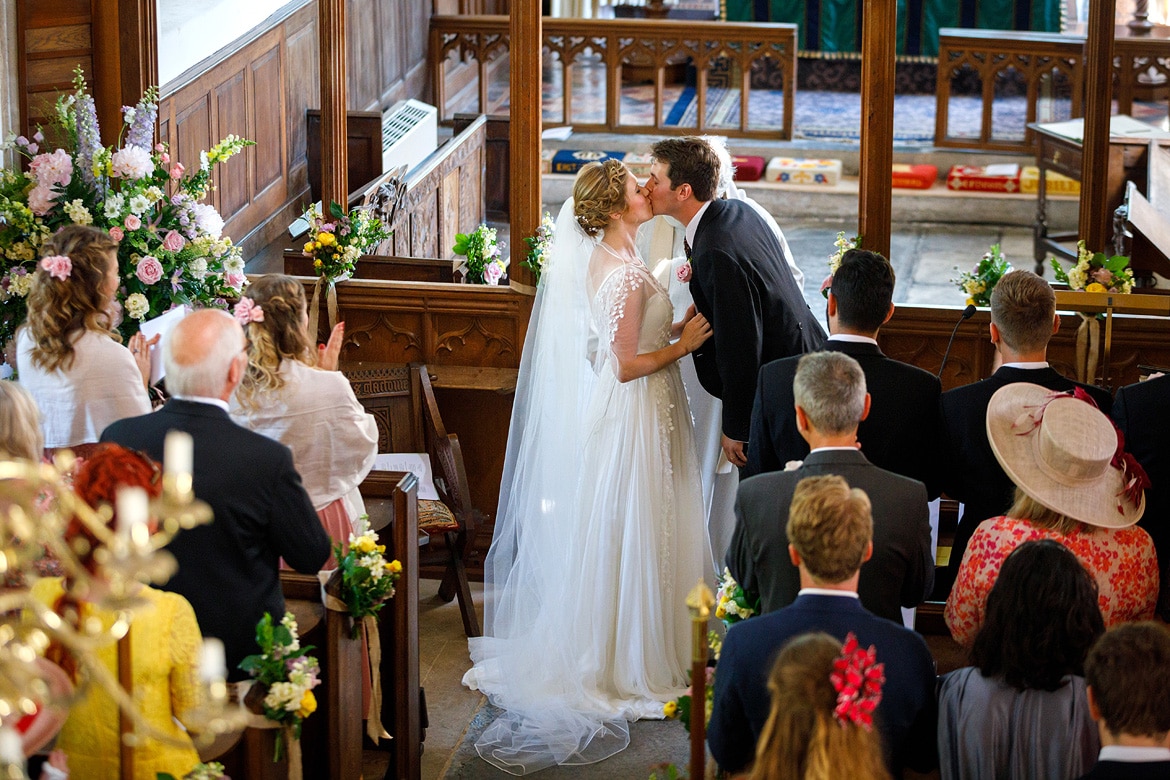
[124,214,142,231]
[108,227,125,242]
[154,143,165,153]
[676,262,692,283]
[162,230,185,253]
[1092,267,1114,285]
[170,163,185,180]
[224,271,246,290]
[484,262,504,286]
[136,255,163,285]
[160,152,170,164]
[39,255,72,281]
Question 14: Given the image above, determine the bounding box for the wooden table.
[1030,116,1170,273]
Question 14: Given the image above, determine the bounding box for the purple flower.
[126,98,158,151]
[170,266,184,294]
[15,136,27,147]
[75,93,103,193]
[33,131,44,143]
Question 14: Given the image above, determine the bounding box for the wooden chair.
[342,362,482,638]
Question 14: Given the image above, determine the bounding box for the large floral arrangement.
[453,224,507,285]
[327,513,401,638]
[0,69,251,346]
[521,211,555,284]
[953,243,1012,307]
[238,611,321,760]
[300,201,390,283]
[1051,240,1134,294]
[665,569,758,732]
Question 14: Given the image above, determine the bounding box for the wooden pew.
[360,470,424,780]
[1115,140,1170,288]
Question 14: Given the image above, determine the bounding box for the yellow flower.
[715,603,726,620]
[354,536,377,554]
[1085,282,1107,293]
[296,689,317,718]
[387,559,402,574]
[317,232,336,246]
[663,701,678,718]
[966,297,976,306]
[313,259,323,270]
[303,241,315,254]
[376,543,386,554]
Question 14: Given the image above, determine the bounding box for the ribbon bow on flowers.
[1013,388,1152,512]
[830,633,885,730]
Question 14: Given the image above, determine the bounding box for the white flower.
[191,202,225,238]
[222,254,244,275]
[188,257,208,279]
[8,273,32,297]
[145,186,165,203]
[63,199,93,225]
[264,681,301,713]
[123,107,136,125]
[104,193,125,220]
[128,194,151,216]
[200,150,210,172]
[124,293,150,320]
[110,145,155,179]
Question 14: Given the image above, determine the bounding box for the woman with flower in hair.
[228,273,377,565]
[938,540,1104,779]
[16,224,155,456]
[748,632,890,780]
[32,443,204,780]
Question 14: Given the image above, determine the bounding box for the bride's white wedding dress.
[462,202,707,775]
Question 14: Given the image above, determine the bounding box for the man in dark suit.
[728,351,933,623]
[102,309,330,679]
[709,474,937,776]
[1112,373,1170,616]
[745,248,941,496]
[1078,622,1170,779]
[940,269,1111,586]
[647,137,825,468]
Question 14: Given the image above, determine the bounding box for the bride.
[463,159,713,774]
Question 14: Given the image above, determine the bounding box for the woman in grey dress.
[938,540,1105,779]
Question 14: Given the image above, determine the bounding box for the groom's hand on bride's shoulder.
[722,434,747,468]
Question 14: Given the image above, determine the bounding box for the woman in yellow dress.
[33,443,204,780]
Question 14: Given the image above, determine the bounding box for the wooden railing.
[429,16,797,139]
[936,27,1170,153]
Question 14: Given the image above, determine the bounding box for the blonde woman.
[229,274,377,565]
[0,380,43,460]
[749,632,891,780]
[16,225,153,455]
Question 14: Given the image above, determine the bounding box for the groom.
[647,137,826,467]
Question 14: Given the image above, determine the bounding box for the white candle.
[200,637,227,682]
[115,486,149,537]
[164,430,194,477]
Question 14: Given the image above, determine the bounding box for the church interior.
[2,0,1170,776]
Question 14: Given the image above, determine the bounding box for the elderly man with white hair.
[101,308,330,678]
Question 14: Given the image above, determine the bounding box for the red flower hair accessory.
[830,632,885,731]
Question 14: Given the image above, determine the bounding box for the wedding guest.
[746,632,890,780]
[101,309,329,677]
[1080,622,1170,779]
[1112,373,1170,618]
[746,248,942,496]
[939,269,1112,585]
[945,383,1158,647]
[728,351,933,623]
[938,540,1103,779]
[0,380,43,460]
[16,225,155,456]
[710,475,937,777]
[34,443,203,779]
[229,274,377,566]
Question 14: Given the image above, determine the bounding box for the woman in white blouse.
[17,225,153,456]
[230,274,378,566]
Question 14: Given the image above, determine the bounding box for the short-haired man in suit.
[1112,374,1170,617]
[1079,622,1170,779]
[745,248,942,497]
[102,309,330,678]
[940,269,1112,586]
[709,475,937,776]
[728,351,933,623]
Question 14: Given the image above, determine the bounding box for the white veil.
[463,199,630,774]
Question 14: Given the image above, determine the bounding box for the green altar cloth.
[722,0,1061,57]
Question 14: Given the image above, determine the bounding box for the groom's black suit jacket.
[727,448,933,624]
[1112,374,1170,573]
[939,366,1112,579]
[688,198,826,442]
[102,399,330,679]
[744,339,943,497]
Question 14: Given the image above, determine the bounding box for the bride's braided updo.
[573,159,629,238]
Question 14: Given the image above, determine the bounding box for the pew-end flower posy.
[522,211,555,284]
[0,67,253,345]
[1051,240,1134,294]
[301,201,390,284]
[330,513,401,636]
[453,224,507,285]
[952,243,1012,307]
[238,610,321,748]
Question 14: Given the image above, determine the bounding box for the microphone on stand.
[937,304,977,380]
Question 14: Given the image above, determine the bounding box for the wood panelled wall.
[16,0,432,257]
